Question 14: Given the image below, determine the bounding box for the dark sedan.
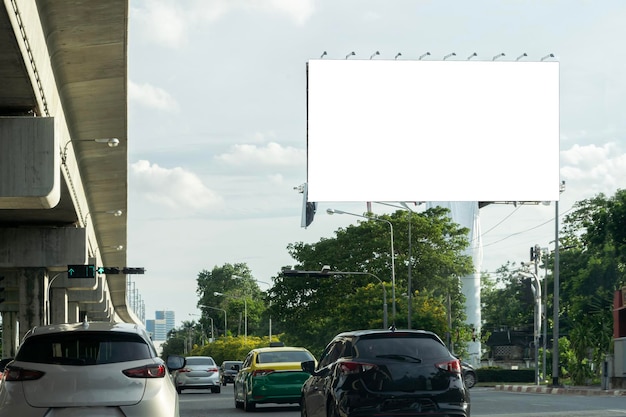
[219,360,242,385]
[461,360,477,388]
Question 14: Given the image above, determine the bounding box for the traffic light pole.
[282,267,388,328]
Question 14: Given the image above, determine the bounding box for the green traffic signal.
[67,265,96,279]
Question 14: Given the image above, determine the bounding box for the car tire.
[327,400,339,417]
[464,371,476,389]
[212,386,221,394]
[176,387,182,394]
[234,388,243,409]
[222,380,227,386]
[243,391,256,412]
[300,397,308,417]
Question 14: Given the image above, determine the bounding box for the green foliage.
[196,263,270,338]
[554,190,624,381]
[160,334,186,359]
[481,263,535,332]
[160,320,206,359]
[190,335,286,365]
[271,208,474,356]
[480,190,626,383]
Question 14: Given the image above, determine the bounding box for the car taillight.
[339,361,376,375]
[207,367,219,373]
[123,364,166,378]
[178,367,191,373]
[435,359,462,374]
[4,366,45,381]
[252,369,274,377]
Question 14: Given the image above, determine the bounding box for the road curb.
[495,384,626,396]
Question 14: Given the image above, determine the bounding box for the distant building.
[146,310,175,341]
[146,319,155,338]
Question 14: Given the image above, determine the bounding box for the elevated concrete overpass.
[0,0,138,356]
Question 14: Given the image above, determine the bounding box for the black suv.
[300,329,470,417]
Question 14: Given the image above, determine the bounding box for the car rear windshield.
[354,334,450,361]
[186,357,215,366]
[15,331,153,365]
[257,350,313,364]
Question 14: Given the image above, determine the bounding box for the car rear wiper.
[375,354,421,363]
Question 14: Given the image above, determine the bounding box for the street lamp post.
[215,292,247,342]
[46,272,66,325]
[189,313,214,343]
[254,279,273,341]
[327,208,396,324]
[199,305,227,337]
[231,275,251,342]
[552,180,566,387]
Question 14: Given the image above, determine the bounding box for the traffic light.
[299,183,317,228]
[97,267,120,274]
[305,202,317,228]
[122,267,145,274]
[67,264,96,278]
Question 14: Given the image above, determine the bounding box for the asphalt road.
[179,385,626,417]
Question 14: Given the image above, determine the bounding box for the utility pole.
[552,180,565,387]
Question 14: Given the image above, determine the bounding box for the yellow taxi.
[234,344,316,411]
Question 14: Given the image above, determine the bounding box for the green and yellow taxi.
[234,344,316,411]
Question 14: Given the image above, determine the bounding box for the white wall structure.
[427,201,482,366]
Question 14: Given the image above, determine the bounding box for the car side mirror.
[166,355,185,371]
[301,360,316,374]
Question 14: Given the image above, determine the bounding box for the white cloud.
[267,173,285,184]
[128,80,179,112]
[131,0,315,49]
[130,160,222,211]
[215,142,305,168]
[131,2,188,48]
[561,142,626,197]
[265,0,315,25]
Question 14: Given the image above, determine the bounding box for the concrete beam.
[0,116,59,209]
[0,227,87,267]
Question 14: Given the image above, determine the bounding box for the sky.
[126,0,626,327]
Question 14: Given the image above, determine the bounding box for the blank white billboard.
[306,59,560,202]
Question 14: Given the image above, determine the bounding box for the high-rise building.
[145,319,155,338]
[148,310,175,341]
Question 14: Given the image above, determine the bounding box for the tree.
[196,263,268,338]
[160,321,203,358]
[269,207,473,356]
[554,190,626,382]
[481,262,535,333]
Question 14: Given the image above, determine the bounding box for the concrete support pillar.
[68,302,80,323]
[50,287,69,324]
[1,311,19,358]
[17,268,46,341]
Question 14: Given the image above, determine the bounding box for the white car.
[0,320,185,417]
[174,356,221,394]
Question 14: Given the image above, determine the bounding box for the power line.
[480,205,575,248]
[480,205,522,237]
